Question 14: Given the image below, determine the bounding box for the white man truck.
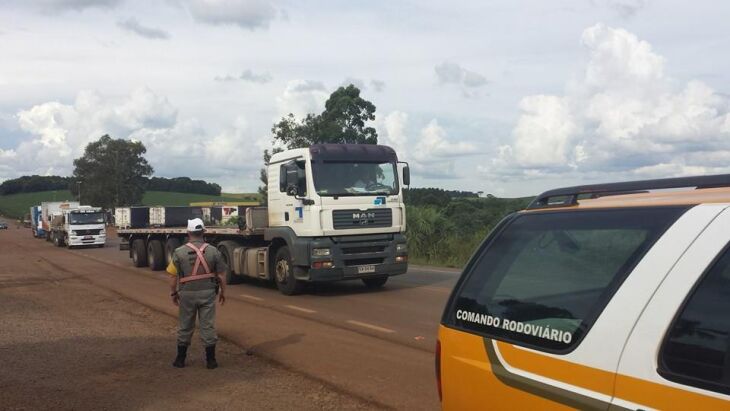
[117,144,410,295]
[49,206,107,248]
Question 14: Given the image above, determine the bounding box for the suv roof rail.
[527,173,730,210]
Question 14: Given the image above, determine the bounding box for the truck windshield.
[312,161,398,196]
[69,212,105,225]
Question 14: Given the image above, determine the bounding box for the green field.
[0,190,260,219]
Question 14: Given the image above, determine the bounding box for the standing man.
[167,218,227,369]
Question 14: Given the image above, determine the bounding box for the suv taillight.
[435,339,442,402]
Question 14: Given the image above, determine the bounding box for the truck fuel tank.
[232,246,269,279]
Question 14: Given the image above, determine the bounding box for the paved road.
[11,225,461,410]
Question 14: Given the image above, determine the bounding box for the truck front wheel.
[132,239,148,267]
[274,246,304,296]
[147,240,165,271]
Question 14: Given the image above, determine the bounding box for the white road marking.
[346,320,396,334]
[239,294,264,301]
[285,305,317,314]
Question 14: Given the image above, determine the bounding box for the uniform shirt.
[166,239,228,291]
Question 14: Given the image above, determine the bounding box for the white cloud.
[180,0,278,30]
[215,69,272,83]
[1,88,264,189]
[378,112,478,179]
[596,0,648,18]
[490,23,730,180]
[21,0,122,13]
[276,80,328,118]
[117,17,170,40]
[434,62,488,97]
[370,79,385,92]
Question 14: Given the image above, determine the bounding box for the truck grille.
[333,209,392,230]
[75,229,101,236]
[342,245,387,254]
[344,257,385,267]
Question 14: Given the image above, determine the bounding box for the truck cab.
[56,206,107,248]
[265,144,409,292]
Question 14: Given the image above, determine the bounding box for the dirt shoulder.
[0,231,375,410]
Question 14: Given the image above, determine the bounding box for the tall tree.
[72,135,153,209]
[259,84,378,197]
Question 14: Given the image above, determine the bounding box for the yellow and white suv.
[438,174,730,410]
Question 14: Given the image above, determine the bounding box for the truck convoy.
[117,144,410,295]
[48,206,107,248]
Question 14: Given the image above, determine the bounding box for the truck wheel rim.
[276,260,289,284]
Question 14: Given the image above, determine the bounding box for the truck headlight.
[71,231,77,236]
[396,243,407,253]
[312,248,331,257]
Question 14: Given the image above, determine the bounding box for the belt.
[179,273,215,283]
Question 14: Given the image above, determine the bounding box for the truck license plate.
[357,265,376,274]
[83,236,93,240]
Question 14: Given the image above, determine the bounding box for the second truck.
[117,144,410,295]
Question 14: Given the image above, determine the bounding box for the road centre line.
[239,294,264,301]
[285,304,317,314]
[346,320,396,334]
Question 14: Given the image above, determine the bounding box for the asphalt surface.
[3,224,460,410]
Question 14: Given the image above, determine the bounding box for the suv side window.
[444,207,687,353]
[659,245,730,395]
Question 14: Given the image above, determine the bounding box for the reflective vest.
[179,242,215,283]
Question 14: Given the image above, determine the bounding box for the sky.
[1,0,730,196]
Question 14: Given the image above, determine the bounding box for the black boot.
[173,345,187,368]
[205,345,218,369]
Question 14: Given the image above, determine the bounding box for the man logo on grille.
[352,212,376,225]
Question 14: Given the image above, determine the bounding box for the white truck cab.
[51,206,106,248]
[265,144,409,290]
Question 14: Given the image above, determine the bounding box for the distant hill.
[0,190,261,218]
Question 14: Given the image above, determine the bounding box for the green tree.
[259,84,378,197]
[72,135,153,209]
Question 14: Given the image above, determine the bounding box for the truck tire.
[53,232,64,247]
[132,239,148,267]
[273,246,305,296]
[362,276,388,288]
[147,239,165,271]
[165,238,182,265]
[217,241,241,285]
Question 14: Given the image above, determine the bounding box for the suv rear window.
[444,207,687,352]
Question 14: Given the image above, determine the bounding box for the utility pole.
[77,181,82,204]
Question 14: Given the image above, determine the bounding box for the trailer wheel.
[132,239,148,267]
[274,246,304,295]
[165,238,182,265]
[362,276,388,288]
[147,239,165,271]
[217,242,240,285]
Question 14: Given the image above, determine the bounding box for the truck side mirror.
[403,165,411,186]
